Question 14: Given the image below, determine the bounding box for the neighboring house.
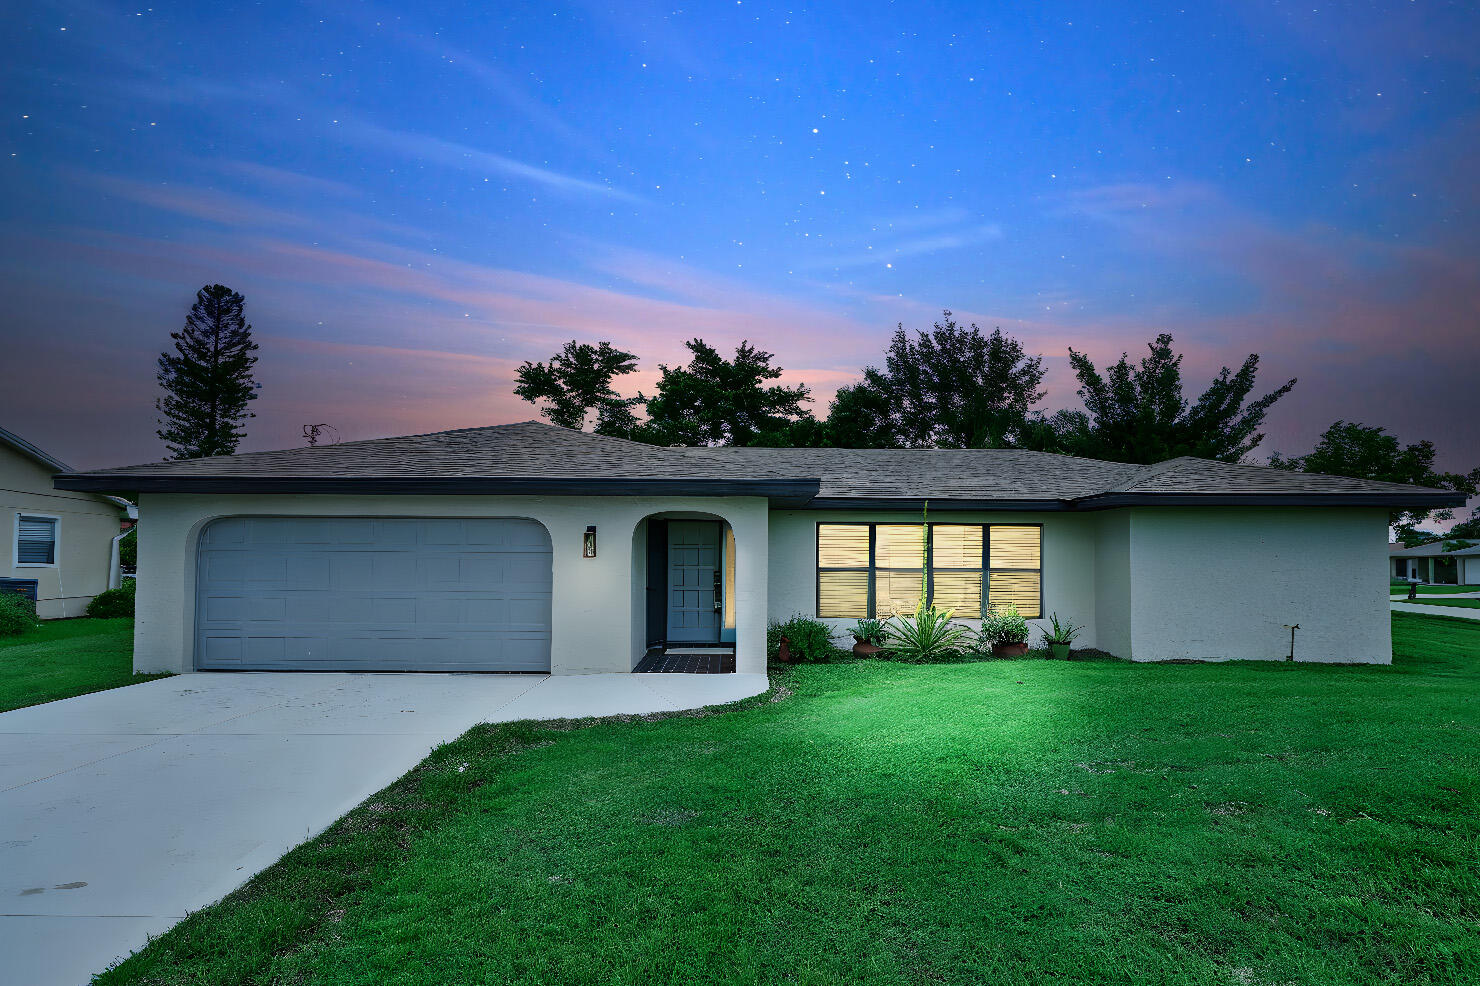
[1390,541,1480,585]
[53,421,1463,673]
[2,426,131,618]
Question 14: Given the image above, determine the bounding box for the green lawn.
[0,618,164,713]
[100,613,1480,986]
[1391,584,1480,595]
[1396,598,1480,610]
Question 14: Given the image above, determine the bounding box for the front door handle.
[713,570,722,613]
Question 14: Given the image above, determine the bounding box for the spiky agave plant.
[885,603,968,663]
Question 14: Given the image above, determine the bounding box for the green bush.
[851,617,887,645]
[119,527,137,568]
[86,579,137,619]
[884,604,970,663]
[982,603,1031,645]
[767,615,846,664]
[0,591,38,636]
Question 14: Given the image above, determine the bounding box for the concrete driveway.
[0,671,767,985]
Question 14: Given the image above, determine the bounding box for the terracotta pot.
[777,635,797,664]
[991,641,1029,658]
[1049,642,1072,660]
[852,639,885,657]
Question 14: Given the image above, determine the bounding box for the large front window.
[816,523,1041,619]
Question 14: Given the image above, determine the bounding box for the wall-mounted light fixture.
[583,526,597,558]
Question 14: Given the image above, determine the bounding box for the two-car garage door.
[195,517,552,672]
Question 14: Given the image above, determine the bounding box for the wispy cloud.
[81,173,311,229]
[819,224,1004,270]
[214,161,361,199]
[342,121,643,202]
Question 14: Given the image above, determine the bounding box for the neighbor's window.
[16,514,58,566]
[816,523,1041,619]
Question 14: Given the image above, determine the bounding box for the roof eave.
[2,427,73,473]
[52,473,822,506]
[1070,491,1467,510]
[802,497,1073,511]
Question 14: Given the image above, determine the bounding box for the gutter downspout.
[108,531,127,590]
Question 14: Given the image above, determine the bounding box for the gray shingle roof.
[1390,541,1480,557]
[53,420,1467,510]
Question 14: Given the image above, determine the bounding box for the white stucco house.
[1390,541,1480,586]
[2,426,133,618]
[52,421,1464,673]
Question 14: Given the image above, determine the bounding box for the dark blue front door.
[666,521,721,643]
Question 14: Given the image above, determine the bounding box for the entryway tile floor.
[634,648,737,673]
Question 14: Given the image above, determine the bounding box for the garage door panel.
[196,517,552,672]
[200,635,242,665]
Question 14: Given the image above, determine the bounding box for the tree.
[826,312,1046,448]
[1052,333,1295,464]
[156,284,260,460]
[823,377,901,448]
[636,339,812,446]
[1269,421,1480,540]
[513,340,643,436]
[1446,508,1480,542]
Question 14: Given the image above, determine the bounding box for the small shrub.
[1042,612,1084,645]
[86,579,137,619]
[851,617,886,645]
[767,615,846,664]
[0,591,38,636]
[982,604,1030,646]
[885,604,969,663]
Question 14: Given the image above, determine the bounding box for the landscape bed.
[99,612,1480,985]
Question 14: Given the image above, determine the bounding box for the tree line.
[515,313,1476,541]
[151,287,1476,544]
[515,312,1298,463]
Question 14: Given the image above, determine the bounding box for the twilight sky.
[3,0,1477,477]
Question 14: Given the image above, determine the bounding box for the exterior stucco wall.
[2,445,121,618]
[1126,507,1392,663]
[766,509,1100,649]
[133,493,768,676]
[1092,511,1132,658]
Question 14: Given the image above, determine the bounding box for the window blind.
[17,516,57,565]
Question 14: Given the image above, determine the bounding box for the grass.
[0,618,165,713]
[1395,598,1480,610]
[99,612,1480,986]
[1391,584,1480,595]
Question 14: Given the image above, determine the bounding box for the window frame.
[815,521,1043,619]
[15,512,61,569]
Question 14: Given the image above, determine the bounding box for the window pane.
[932,571,983,617]
[931,525,983,568]
[876,570,924,616]
[818,524,869,568]
[988,572,1041,618]
[818,570,869,618]
[990,525,1040,569]
[17,516,57,565]
[875,525,925,568]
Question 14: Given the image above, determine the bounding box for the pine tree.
[156,284,260,459]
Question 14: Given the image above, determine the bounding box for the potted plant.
[1042,612,1083,660]
[851,617,887,657]
[982,603,1030,657]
